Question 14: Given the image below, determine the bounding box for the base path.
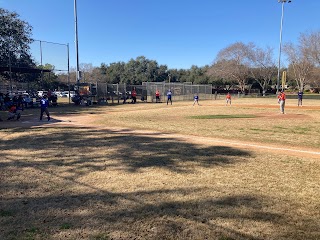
[2,111,319,159]
[42,114,320,160]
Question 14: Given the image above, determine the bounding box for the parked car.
[54,91,63,97]
[37,91,48,97]
[61,91,75,98]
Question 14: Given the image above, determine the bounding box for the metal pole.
[277,0,289,93]
[74,0,80,88]
[67,43,71,104]
[8,43,13,93]
[40,40,43,90]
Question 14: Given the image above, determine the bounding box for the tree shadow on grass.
[1,126,318,239]
[1,187,315,240]
[0,126,250,174]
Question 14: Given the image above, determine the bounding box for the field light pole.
[276,0,291,93]
[74,0,80,90]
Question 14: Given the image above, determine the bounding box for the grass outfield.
[0,97,320,240]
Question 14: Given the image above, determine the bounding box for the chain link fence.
[96,83,147,104]
[95,82,212,103]
[142,82,213,102]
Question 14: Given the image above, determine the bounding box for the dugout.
[0,66,52,93]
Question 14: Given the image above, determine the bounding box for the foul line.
[31,119,320,157]
[196,137,320,156]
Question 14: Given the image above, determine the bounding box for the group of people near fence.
[122,89,138,104]
[0,88,307,122]
[154,89,172,104]
[0,92,50,122]
[0,92,24,121]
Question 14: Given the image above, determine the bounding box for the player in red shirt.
[278,91,286,114]
[226,92,231,106]
[155,90,160,103]
[131,89,137,104]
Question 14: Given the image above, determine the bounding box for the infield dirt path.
[18,110,319,160]
[1,102,319,159]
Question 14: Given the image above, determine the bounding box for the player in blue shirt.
[193,93,199,106]
[167,89,172,105]
[298,90,303,106]
[40,95,51,121]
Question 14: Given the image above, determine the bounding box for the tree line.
[1,7,320,93]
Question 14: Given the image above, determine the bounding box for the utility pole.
[276,0,292,93]
[74,0,80,91]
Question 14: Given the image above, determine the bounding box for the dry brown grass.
[0,97,320,240]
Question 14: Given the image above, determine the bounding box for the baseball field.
[0,97,319,240]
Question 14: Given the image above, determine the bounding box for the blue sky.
[2,0,320,70]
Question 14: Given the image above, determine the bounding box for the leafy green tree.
[0,8,35,81]
[39,64,58,89]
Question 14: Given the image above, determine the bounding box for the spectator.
[155,90,160,103]
[0,92,4,110]
[4,93,11,109]
[17,94,24,110]
[131,88,137,104]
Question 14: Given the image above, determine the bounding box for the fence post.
[116,83,119,104]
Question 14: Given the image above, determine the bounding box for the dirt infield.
[2,102,318,159]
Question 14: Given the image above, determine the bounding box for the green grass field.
[0,97,319,240]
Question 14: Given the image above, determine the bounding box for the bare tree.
[209,42,251,93]
[299,31,320,89]
[300,31,320,66]
[247,45,277,95]
[308,67,320,90]
[79,63,95,82]
[283,42,315,91]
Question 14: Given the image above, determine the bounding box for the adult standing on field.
[40,95,50,121]
[167,89,172,105]
[226,92,231,106]
[298,90,303,106]
[278,91,286,114]
[131,88,137,104]
[155,90,160,103]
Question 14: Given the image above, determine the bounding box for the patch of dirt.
[1,106,319,159]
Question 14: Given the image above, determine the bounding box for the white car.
[37,91,48,97]
[54,91,63,97]
[61,91,76,98]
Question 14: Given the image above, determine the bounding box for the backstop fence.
[143,82,213,102]
[95,82,213,103]
[0,39,70,93]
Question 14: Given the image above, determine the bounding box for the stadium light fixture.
[276,0,292,93]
